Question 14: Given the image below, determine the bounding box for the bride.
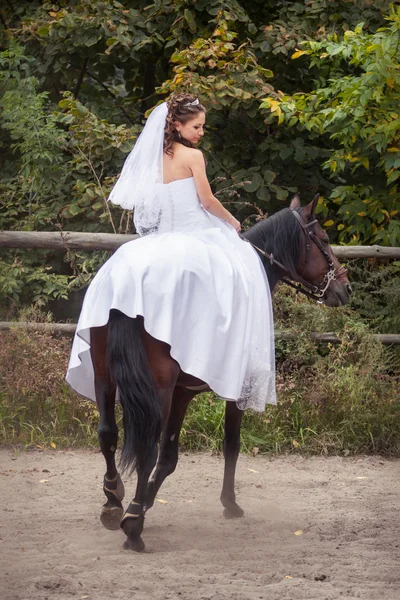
[66,93,276,411]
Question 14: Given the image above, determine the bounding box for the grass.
[1,295,399,455]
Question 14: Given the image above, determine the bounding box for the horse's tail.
[107,310,162,474]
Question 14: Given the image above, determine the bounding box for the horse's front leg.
[220,401,244,518]
[146,387,195,511]
[91,327,125,531]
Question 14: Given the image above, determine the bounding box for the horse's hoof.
[123,537,145,552]
[223,505,245,519]
[100,505,124,531]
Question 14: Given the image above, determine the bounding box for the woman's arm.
[189,149,241,232]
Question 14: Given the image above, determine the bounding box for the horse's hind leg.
[121,333,180,551]
[146,387,195,511]
[221,401,244,518]
[121,443,158,552]
[91,326,125,531]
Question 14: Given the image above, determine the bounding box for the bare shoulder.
[175,145,202,158]
[184,147,204,165]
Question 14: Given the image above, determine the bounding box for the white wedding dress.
[66,177,276,411]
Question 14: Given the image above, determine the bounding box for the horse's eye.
[322,237,329,245]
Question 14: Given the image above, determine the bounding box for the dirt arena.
[1,448,399,600]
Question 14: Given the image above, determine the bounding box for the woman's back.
[163,143,196,184]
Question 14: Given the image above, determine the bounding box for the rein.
[243,209,345,304]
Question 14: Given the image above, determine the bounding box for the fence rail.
[0,230,399,259]
[1,321,399,345]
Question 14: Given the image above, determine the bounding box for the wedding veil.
[108,102,168,235]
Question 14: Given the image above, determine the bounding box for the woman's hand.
[228,216,241,233]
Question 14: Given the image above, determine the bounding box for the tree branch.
[73,57,89,99]
[83,68,138,125]
[4,0,16,22]
[0,11,9,29]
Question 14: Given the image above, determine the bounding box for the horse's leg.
[120,329,180,552]
[121,443,159,552]
[121,385,174,552]
[220,401,244,518]
[146,387,195,510]
[91,326,125,531]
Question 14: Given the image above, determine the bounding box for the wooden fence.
[1,230,400,258]
[1,230,399,345]
[1,321,399,345]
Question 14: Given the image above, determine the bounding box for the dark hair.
[164,93,206,156]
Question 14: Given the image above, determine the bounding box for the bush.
[0,308,101,449]
[1,297,399,455]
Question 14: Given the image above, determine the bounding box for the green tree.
[0,0,396,312]
[261,6,400,245]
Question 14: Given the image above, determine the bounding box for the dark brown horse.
[89,194,351,551]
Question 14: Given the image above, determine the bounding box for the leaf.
[293,530,303,536]
[68,204,83,216]
[292,439,299,448]
[256,186,270,202]
[184,9,197,33]
[37,26,50,37]
[263,170,276,184]
[248,468,259,473]
[50,442,56,449]
[39,479,48,483]
[387,171,400,184]
[280,147,293,160]
[76,180,86,193]
[260,41,271,53]
[323,220,334,227]
[156,498,168,504]
[244,173,263,193]
[291,50,308,59]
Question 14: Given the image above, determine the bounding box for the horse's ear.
[311,193,320,215]
[302,193,320,221]
[289,193,301,210]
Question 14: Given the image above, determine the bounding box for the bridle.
[244,209,347,304]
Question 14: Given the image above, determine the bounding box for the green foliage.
[0,1,398,317]
[0,44,67,230]
[346,260,400,333]
[0,307,98,448]
[261,6,400,245]
[1,297,399,455]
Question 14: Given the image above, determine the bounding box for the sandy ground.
[0,449,399,600]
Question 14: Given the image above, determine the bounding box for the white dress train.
[66,177,276,411]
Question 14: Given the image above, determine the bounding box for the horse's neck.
[244,229,282,293]
[263,265,281,293]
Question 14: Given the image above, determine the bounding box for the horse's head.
[244,193,351,307]
[289,194,351,307]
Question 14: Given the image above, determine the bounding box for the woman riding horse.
[66,94,351,551]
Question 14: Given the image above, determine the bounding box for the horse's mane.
[244,208,301,276]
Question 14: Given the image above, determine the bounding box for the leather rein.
[244,209,346,304]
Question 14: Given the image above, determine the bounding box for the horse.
[89,193,351,551]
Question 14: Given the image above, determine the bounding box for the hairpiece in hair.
[184,98,200,107]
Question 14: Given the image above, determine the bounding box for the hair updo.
[164,93,206,156]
